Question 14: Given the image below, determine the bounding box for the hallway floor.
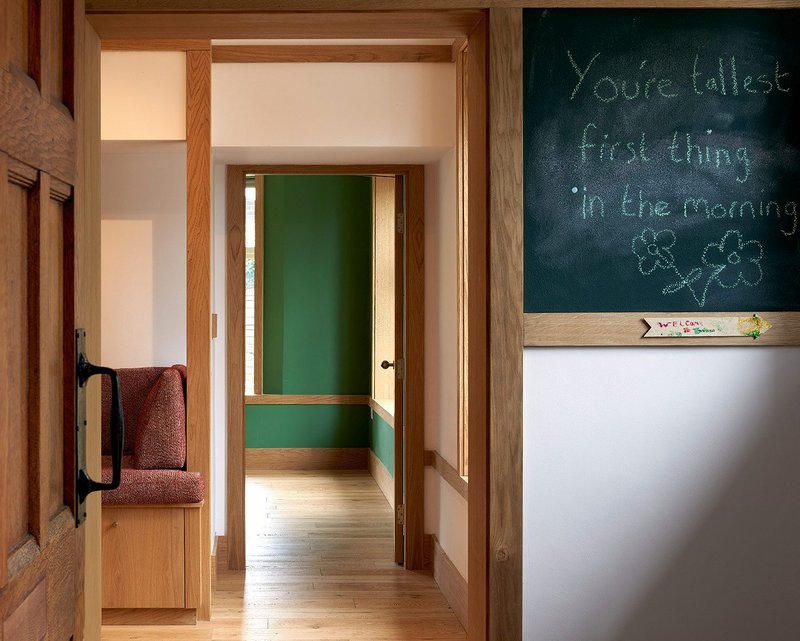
[101,470,465,640]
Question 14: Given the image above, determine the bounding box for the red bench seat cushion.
[100,457,203,505]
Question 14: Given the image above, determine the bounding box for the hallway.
[101,471,465,640]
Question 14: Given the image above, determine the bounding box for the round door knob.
[380,360,395,370]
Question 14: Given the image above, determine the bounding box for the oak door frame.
[88,8,495,640]
[225,165,425,572]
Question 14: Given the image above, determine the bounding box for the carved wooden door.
[0,1,96,639]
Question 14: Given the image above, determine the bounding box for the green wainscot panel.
[369,411,394,477]
[245,404,370,449]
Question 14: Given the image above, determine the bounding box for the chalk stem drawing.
[632,228,763,308]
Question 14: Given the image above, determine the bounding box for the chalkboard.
[524,9,800,312]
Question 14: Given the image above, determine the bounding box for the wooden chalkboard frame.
[524,311,800,346]
[522,7,800,347]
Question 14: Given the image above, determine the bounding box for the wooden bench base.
[102,503,202,620]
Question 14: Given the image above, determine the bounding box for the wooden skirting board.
[368,451,394,509]
[101,609,197,626]
[424,450,468,501]
[246,448,369,471]
[432,535,468,631]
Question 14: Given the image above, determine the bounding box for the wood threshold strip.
[524,312,800,347]
[211,44,453,64]
[245,394,370,405]
[368,397,394,428]
[424,450,468,501]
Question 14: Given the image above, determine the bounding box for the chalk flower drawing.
[632,228,763,308]
[701,230,763,289]
[631,228,676,274]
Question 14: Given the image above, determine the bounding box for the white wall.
[212,63,454,150]
[424,149,468,579]
[101,52,186,141]
[209,62,466,575]
[100,142,187,367]
[523,347,800,641]
[211,164,228,538]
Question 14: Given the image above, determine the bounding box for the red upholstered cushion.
[100,464,204,505]
[102,367,165,455]
[170,364,187,403]
[133,368,186,470]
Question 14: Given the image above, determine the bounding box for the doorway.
[225,166,425,572]
[85,8,494,639]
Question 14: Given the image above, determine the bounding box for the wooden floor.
[102,470,465,640]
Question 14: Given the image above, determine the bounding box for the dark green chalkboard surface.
[524,9,800,312]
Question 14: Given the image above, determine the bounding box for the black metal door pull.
[74,329,124,524]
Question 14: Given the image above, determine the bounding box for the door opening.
[226,166,425,572]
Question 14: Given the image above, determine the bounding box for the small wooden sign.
[643,314,771,339]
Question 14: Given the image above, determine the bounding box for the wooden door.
[372,175,405,564]
[392,176,406,566]
[0,1,96,639]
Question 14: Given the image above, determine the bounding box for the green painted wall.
[246,405,370,448]
[369,412,394,476]
[247,175,373,449]
[262,175,372,394]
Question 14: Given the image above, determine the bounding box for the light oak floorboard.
[102,471,464,641]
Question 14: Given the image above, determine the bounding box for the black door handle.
[74,329,124,524]
[381,360,395,370]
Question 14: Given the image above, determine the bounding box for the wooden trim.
[488,9,523,641]
[465,15,490,641]
[230,164,427,176]
[225,166,246,571]
[433,535,469,632]
[101,39,210,51]
[245,394,370,405]
[368,450,395,509]
[78,19,103,640]
[368,397,395,428]
[184,503,202,610]
[28,172,49,549]
[101,609,197,626]
[392,175,405,567]
[246,448,369,471]
[524,312,800,347]
[404,165,426,572]
[455,37,469,479]
[214,535,228,570]
[212,44,453,64]
[424,450,468,501]
[253,176,264,395]
[227,164,426,578]
[185,48,212,621]
[85,0,800,10]
[423,534,434,571]
[87,11,484,40]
